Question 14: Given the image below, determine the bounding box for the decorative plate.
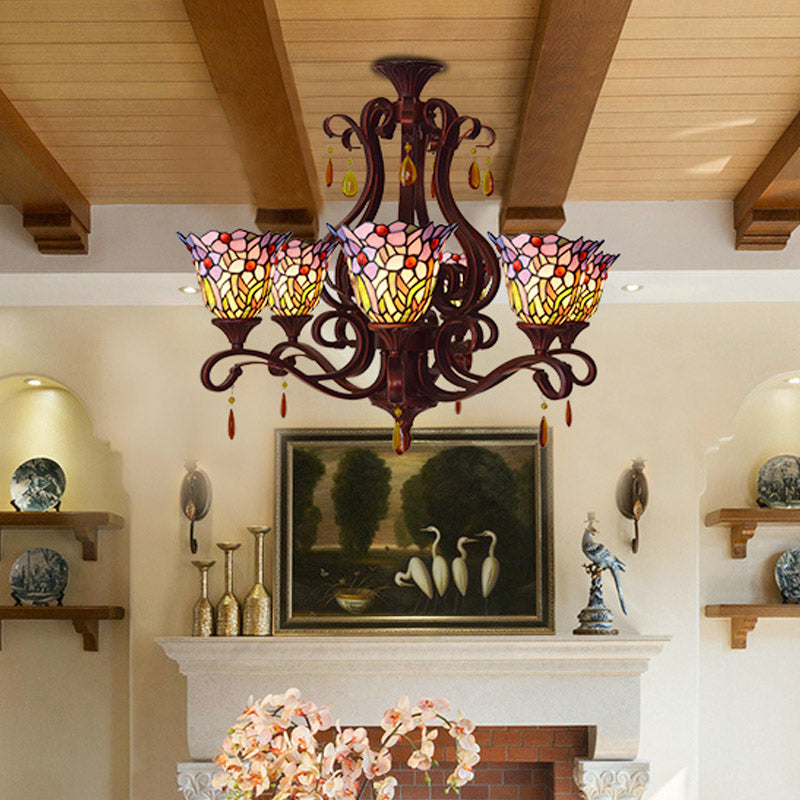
[10,457,66,512]
[756,454,800,509]
[775,547,800,604]
[9,547,69,606]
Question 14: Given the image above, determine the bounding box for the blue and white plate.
[10,457,66,512]
[9,547,69,606]
[756,454,800,509]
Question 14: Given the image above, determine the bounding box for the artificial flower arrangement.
[212,688,481,800]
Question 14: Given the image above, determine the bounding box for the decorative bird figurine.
[476,529,500,598]
[394,555,434,600]
[420,525,450,597]
[451,536,475,599]
[581,513,627,614]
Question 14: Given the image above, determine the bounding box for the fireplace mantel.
[158,635,668,763]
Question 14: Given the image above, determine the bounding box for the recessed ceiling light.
[24,378,43,387]
[786,377,800,385]
[621,283,643,293]
[179,285,200,295]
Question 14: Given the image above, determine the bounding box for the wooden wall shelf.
[0,605,125,651]
[704,508,800,558]
[0,511,124,561]
[705,604,800,649]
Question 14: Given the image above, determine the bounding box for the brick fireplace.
[159,635,667,800]
[379,725,590,800]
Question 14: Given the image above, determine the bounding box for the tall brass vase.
[215,542,241,636]
[191,559,215,636]
[243,526,272,636]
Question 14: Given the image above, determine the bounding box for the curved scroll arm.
[200,346,386,401]
[424,107,500,315]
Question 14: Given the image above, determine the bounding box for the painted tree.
[292,448,325,554]
[332,448,391,557]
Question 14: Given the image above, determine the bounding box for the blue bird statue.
[581,512,627,614]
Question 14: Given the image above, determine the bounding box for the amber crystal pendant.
[325,147,334,188]
[482,158,495,196]
[280,380,287,418]
[539,415,549,448]
[566,400,573,427]
[228,394,235,439]
[342,159,358,197]
[399,142,417,187]
[468,147,480,189]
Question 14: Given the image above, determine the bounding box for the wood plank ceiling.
[0,0,800,250]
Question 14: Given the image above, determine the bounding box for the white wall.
[0,200,798,800]
[0,300,797,800]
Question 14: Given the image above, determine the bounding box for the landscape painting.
[274,428,553,633]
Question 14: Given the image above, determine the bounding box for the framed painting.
[274,428,553,634]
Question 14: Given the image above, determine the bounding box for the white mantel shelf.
[158,635,669,763]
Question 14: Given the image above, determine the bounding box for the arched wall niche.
[703,369,800,512]
[700,369,800,800]
[0,372,130,800]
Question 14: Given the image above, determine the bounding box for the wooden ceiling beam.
[734,109,800,250]
[500,0,631,235]
[183,0,320,237]
[0,88,90,254]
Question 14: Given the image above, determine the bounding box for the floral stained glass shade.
[178,229,288,319]
[332,220,457,324]
[488,233,617,325]
[266,238,337,316]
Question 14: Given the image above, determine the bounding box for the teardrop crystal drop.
[468,160,480,190]
[280,392,287,418]
[399,154,417,187]
[455,401,462,415]
[393,421,410,455]
[482,168,495,196]
[565,400,573,427]
[539,415,548,448]
[325,158,333,188]
[342,169,358,197]
[228,408,235,440]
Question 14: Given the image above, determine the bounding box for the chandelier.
[178,58,617,454]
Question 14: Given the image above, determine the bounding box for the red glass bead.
[203,256,213,268]
[220,233,231,243]
[539,415,548,448]
[228,408,235,440]
[299,265,309,275]
[455,401,462,415]
[565,400,572,427]
[531,236,542,246]
[280,392,287,418]
[357,252,368,265]
[555,266,566,277]
[404,256,417,268]
[245,260,256,271]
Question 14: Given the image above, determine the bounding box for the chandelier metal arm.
[427,111,499,315]
[309,309,376,378]
[200,347,386,401]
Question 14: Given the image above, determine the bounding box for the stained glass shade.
[489,233,616,325]
[332,220,457,324]
[266,238,337,316]
[178,229,288,319]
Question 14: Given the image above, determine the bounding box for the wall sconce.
[616,459,648,553]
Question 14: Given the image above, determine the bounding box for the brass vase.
[243,526,272,636]
[215,542,241,636]
[191,559,215,636]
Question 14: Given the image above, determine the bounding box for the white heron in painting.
[476,529,500,598]
[394,555,434,600]
[452,536,476,597]
[420,525,449,597]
